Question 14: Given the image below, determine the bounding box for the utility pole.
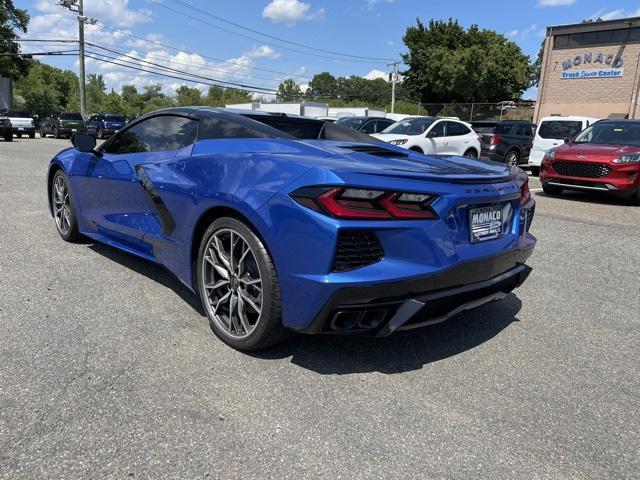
[59,0,96,119]
[387,61,400,113]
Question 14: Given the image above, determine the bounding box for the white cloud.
[246,45,281,59]
[538,0,575,6]
[262,0,324,25]
[363,69,388,80]
[588,8,640,21]
[34,0,153,27]
[507,24,546,40]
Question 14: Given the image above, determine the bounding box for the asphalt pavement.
[1,137,638,479]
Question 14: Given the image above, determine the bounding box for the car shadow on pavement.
[87,242,205,315]
[534,190,634,206]
[251,294,522,375]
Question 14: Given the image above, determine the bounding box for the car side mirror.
[426,131,439,138]
[71,132,98,154]
[564,137,572,144]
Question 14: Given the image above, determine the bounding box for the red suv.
[540,120,640,204]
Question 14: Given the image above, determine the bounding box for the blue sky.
[14,0,640,100]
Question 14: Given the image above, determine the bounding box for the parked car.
[85,113,127,139]
[40,112,85,139]
[4,110,35,138]
[472,120,536,167]
[529,116,598,175]
[540,119,640,204]
[371,116,482,157]
[0,115,12,141]
[46,107,536,350]
[334,116,396,135]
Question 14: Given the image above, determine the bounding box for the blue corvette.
[47,107,536,350]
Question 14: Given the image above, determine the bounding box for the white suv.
[372,117,481,157]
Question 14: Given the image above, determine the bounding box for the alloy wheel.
[201,228,263,339]
[53,175,71,235]
[506,151,518,167]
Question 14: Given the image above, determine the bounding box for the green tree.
[276,79,302,102]
[86,73,107,113]
[306,72,337,100]
[531,40,545,88]
[0,0,29,79]
[13,61,78,117]
[175,85,202,106]
[402,18,532,104]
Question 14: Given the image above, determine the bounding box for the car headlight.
[389,139,408,145]
[613,154,640,164]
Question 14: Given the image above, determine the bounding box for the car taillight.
[58,120,64,127]
[520,179,531,207]
[491,135,502,145]
[291,187,438,220]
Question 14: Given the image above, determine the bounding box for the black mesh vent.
[339,145,409,157]
[526,205,535,232]
[552,161,610,178]
[333,230,384,272]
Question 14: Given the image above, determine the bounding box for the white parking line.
[530,188,543,192]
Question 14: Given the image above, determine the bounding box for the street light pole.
[387,61,400,114]
[77,0,86,119]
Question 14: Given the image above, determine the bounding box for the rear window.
[6,110,31,117]
[334,117,366,129]
[471,123,497,133]
[495,124,514,135]
[105,114,126,122]
[61,113,83,121]
[538,120,583,139]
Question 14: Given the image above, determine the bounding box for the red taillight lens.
[520,179,531,207]
[491,135,502,146]
[291,187,438,220]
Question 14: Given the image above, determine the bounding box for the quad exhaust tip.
[329,309,388,331]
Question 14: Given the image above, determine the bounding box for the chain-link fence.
[413,102,535,122]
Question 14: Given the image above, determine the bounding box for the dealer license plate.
[71,128,77,132]
[18,127,24,131]
[469,205,503,243]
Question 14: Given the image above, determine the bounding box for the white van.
[529,116,599,173]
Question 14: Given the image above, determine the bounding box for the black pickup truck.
[472,120,536,167]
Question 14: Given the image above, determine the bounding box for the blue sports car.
[48,107,536,350]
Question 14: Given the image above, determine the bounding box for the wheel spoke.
[236,294,251,333]
[213,291,231,314]
[239,277,261,286]
[237,244,250,275]
[205,252,230,279]
[204,279,229,290]
[213,236,231,270]
[229,231,235,272]
[239,289,261,313]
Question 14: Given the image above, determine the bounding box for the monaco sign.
[560,52,624,79]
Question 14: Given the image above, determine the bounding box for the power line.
[93,24,311,80]
[147,0,389,65]
[164,0,395,62]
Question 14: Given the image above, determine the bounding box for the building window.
[553,27,639,49]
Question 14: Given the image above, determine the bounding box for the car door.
[72,114,198,253]
[423,121,448,154]
[444,121,473,155]
[517,124,534,161]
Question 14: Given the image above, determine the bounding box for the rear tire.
[53,127,60,139]
[51,170,81,242]
[463,148,478,158]
[3,133,12,142]
[28,132,35,139]
[542,183,563,196]
[409,146,423,154]
[40,127,46,138]
[16,133,21,138]
[197,217,286,351]
[530,166,540,176]
[505,149,519,167]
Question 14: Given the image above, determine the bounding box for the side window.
[445,121,471,136]
[379,120,394,132]
[360,120,377,134]
[104,115,198,155]
[428,121,445,137]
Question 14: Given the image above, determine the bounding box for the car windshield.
[538,120,583,139]
[381,118,434,135]
[573,122,640,147]
[105,114,125,122]
[61,113,83,120]
[335,117,366,129]
[6,110,31,117]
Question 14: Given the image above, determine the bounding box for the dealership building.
[534,16,640,122]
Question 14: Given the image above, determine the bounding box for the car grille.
[552,161,610,178]
[333,230,384,272]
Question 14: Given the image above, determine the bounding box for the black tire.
[51,170,81,242]
[463,148,478,158]
[409,146,423,154]
[627,188,640,206]
[4,133,12,142]
[28,132,35,139]
[530,166,540,177]
[197,217,285,351]
[16,132,21,138]
[505,149,519,167]
[53,127,60,139]
[542,183,563,196]
[40,127,46,138]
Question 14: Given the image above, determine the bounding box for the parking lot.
[1,137,638,479]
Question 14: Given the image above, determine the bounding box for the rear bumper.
[295,246,534,336]
[12,126,35,134]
